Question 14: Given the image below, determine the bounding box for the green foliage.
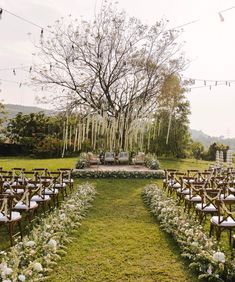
[144,153,160,169]
[191,141,205,159]
[6,112,65,157]
[33,136,62,158]
[75,159,89,169]
[203,142,229,161]
[7,111,49,143]
[148,75,191,158]
[73,170,164,179]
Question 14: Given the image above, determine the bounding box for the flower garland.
[143,184,235,282]
[0,182,96,282]
[73,170,165,179]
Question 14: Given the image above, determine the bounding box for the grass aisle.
[50,179,197,282]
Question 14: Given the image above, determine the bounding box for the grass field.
[0,156,211,172]
[0,156,78,171]
[49,179,198,282]
[0,157,214,281]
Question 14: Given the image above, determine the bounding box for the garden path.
[49,179,197,282]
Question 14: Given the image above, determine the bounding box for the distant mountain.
[4,104,54,120]
[190,129,235,150]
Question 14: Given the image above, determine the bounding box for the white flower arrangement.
[73,170,165,179]
[143,184,235,282]
[0,182,96,281]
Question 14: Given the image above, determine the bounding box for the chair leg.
[229,229,232,245]
[56,194,59,207]
[209,224,213,237]
[8,222,13,246]
[216,228,221,241]
[17,221,23,240]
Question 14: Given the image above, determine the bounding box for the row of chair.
[0,167,74,246]
[163,168,235,245]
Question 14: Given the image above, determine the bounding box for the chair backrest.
[215,200,235,224]
[119,152,129,158]
[198,187,221,208]
[0,194,15,220]
[33,168,48,177]
[105,152,115,158]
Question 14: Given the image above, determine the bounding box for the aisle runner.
[49,179,197,282]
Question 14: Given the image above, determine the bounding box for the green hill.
[4,104,54,120]
[190,129,235,150]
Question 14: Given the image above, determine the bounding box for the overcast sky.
[1,0,235,137]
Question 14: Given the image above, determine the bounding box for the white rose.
[2,267,13,276]
[25,241,35,247]
[33,262,43,272]
[59,213,66,220]
[213,252,226,263]
[18,274,26,282]
[48,239,57,252]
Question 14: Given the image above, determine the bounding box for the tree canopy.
[33,3,187,151]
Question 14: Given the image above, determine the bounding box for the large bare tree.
[33,3,186,150]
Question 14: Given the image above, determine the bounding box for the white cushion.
[229,188,235,193]
[195,203,217,212]
[27,183,39,188]
[54,183,66,188]
[5,188,24,194]
[63,179,74,183]
[44,188,59,195]
[185,195,202,202]
[15,201,38,210]
[177,188,190,195]
[171,183,181,188]
[31,195,51,202]
[0,211,21,222]
[211,216,235,226]
[220,194,235,200]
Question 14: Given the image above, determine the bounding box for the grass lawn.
[49,179,198,282]
[0,157,214,280]
[0,156,78,171]
[159,157,211,172]
[0,156,211,172]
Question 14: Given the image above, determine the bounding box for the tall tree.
[32,2,186,150]
[191,141,205,160]
[6,112,49,144]
[148,75,191,157]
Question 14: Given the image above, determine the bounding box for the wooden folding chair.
[12,184,38,221]
[58,168,74,192]
[210,200,235,244]
[195,188,220,223]
[0,194,22,246]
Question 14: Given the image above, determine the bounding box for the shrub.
[144,153,160,170]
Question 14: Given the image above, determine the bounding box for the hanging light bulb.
[218,12,224,22]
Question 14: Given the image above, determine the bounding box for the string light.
[0,7,51,33]
[218,6,235,22]
[0,4,235,97]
